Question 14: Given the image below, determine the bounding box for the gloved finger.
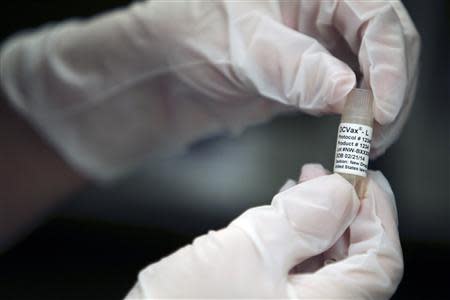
[298,163,330,183]
[368,1,420,157]
[280,163,329,193]
[231,173,359,275]
[288,171,403,299]
[331,1,410,125]
[298,164,350,268]
[278,179,297,193]
[226,14,357,116]
[295,164,347,274]
[369,65,419,158]
[290,163,331,274]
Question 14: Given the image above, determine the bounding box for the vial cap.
[343,88,374,120]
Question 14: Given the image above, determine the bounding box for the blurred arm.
[0,87,86,250]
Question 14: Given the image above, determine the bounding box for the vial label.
[334,122,372,177]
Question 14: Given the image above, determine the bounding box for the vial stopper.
[342,88,374,121]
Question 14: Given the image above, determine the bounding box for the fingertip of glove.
[371,80,406,125]
[298,163,330,182]
[366,170,399,225]
[366,170,396,201]
[373,103,397,125]
[367,170,394,195]
[271,173,359,252]
[279,179,297,192]
[326,62,356,114]
[329,173,360,203]
[299,173,360,214]
[369,142,387,160]
[294,49,355,115]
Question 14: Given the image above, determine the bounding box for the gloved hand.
[0,1,420,179]
[125,164,403,299]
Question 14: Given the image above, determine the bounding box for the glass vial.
[333,88,374,198]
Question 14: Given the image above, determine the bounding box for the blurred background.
[0,1,448,299]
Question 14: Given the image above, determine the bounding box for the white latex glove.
[125,164,403,299]
[0,1,420,179]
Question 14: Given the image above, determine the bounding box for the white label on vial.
[333,122,372,177]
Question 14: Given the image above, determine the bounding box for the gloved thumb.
[230,173,359,275]
[229,15,356,115]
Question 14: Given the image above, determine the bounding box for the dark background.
[1,1,449,299]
